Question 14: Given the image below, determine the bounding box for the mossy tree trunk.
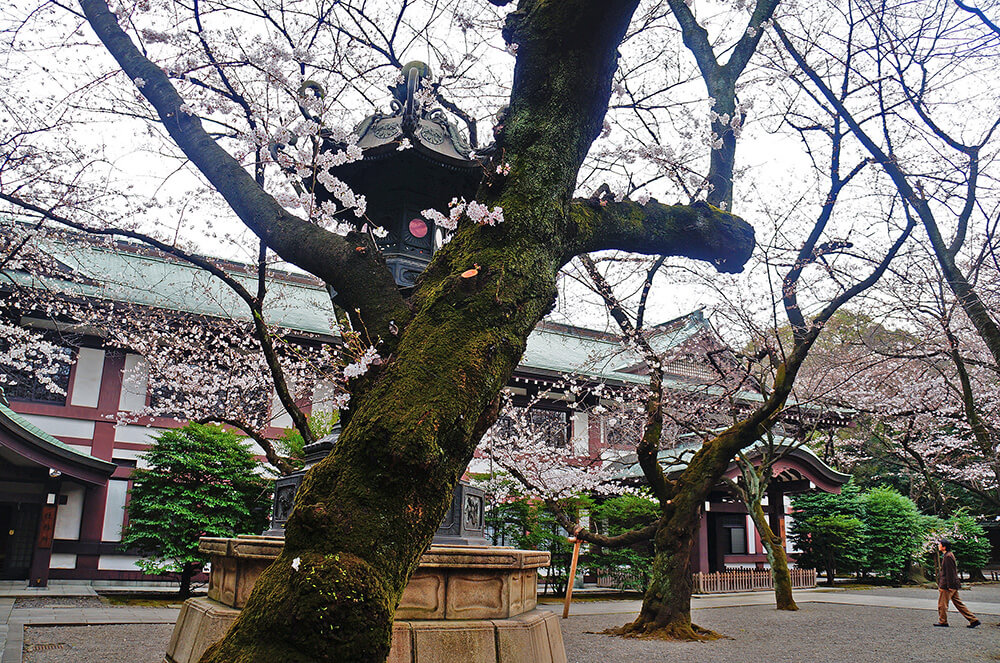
[747,501,797,610]
[724,441,799,611]
[620,426,792,638]
[76,0,756,660]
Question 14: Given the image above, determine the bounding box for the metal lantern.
[265,64,488,544]
[264,421,488,546]
[313,61,483,288]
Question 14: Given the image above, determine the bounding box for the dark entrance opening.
[706,512,720,573]
[0,502,40,580]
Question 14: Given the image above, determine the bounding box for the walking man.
[935,539,980,628]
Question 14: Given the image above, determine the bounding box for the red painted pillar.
[690,505,710,573]
[77,351,126,574]
[588,414,602,456]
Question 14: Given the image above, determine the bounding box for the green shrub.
[588,493,658,590]
[122,423,271,596]
[790,482,869,581]
[948,513,991,573]
[484,492,587,595]
[860,486,922,581]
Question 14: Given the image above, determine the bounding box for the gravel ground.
[23,624,175,663]
[13,597,107,609]
[16,587,1000,663]
[830,584,1000,603]
[562,603,1000,663]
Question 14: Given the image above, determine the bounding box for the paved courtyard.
[1,584,999,662]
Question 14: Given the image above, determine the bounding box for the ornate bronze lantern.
[266,63,488,544]
[314,61,482,287]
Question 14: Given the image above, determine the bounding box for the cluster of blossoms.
[421,197,504,231]
[0,321,71,396]
[343,345,381,379]
[803,304,999,499]
[0,225,373,473]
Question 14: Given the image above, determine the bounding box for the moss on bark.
[749,500,798,611]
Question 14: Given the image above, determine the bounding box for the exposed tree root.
[601,619,724,641]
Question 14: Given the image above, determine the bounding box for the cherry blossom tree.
[811,258,1000,517]
[772,0,1000,366]
[2,0,760,657]
[2,0,986,655]
[0,217,349,474]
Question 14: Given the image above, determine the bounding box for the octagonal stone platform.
[165,536,566,663]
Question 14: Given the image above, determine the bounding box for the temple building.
[1,228,849,586]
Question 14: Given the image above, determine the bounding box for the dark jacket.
[939,551,961,590]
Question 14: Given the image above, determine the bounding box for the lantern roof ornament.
[343,61,479,167]
[316,62,483,288]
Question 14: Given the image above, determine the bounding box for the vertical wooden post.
[562,537,582,619]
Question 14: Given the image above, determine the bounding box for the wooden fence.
[692,568,816,594]
[595,569,647,591]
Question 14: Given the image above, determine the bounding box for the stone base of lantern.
[164,536,566,663]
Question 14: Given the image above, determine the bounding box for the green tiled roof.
[6,236,337,337]
[612,435,850,483]
[519,312,711,384]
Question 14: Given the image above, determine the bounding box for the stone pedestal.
[165,536,566,663]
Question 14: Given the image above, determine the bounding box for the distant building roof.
[519,311,723,385]
[8,228,726,383]
[2,228,850,429]
[612,435,851,491]
[5,231,336,337]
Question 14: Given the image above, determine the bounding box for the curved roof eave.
[0,403,116,485]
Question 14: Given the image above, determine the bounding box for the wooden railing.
[595,568,647,591]
[692,568,816,594]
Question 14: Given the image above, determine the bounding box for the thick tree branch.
[775,21,1000,367]
[580,254,670,502]
[665,0,779,209]
[567,198,755,274]
[199,416,297,475]
[953,0,1000,37]
[77,0,410,342]
[503,463,658,548]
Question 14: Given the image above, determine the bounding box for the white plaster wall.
[21,415,95,440]
[271,388,293,429]
[785,513,798,553]
[783,495,796,553]
[466,457,492,475]
[746,515,756,555]
[311,380,338,415]
[571,412,589,455]
[69,348,105,408]
[102,479,129,542]
[114,424,167,445]
[118,354,149,413]
[49,554,77,570]
[97,555,143,571]
[53,484,86,540]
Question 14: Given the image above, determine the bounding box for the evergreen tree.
[122,423,271,596]
[860,486,922,582]
[790,483,868,585]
